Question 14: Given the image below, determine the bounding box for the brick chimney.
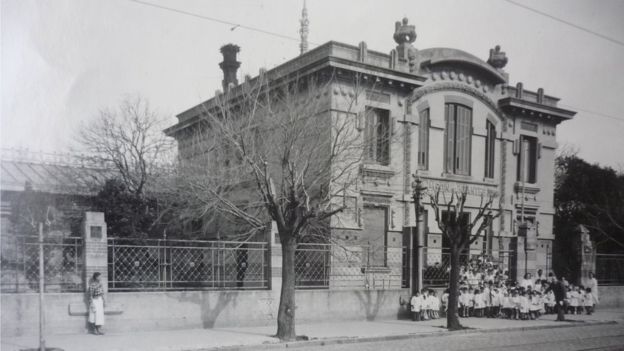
[219,44,241,92]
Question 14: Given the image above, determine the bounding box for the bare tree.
[76,95,175,198]
[428,187,499,330]
[174,71,382,340]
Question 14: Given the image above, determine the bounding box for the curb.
[185,319,618,351]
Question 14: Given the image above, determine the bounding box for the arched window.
[444,103,472,175]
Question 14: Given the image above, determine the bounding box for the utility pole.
[411,175,427,295]
[38,222,45,351]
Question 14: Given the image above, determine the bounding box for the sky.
[2,0,624,169]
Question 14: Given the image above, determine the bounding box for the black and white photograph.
[1,1,623,350]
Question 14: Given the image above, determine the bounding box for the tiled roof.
[1,150,115,195]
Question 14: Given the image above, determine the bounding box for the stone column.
[82,212,108,292]
[577,225,596,287]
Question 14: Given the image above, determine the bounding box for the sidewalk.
[3,309,623,351]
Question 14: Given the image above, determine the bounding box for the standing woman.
[88,272,105,335]
[587,272,599,308]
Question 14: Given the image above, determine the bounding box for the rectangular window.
[484,120,496,178]
[445,103,472,175]
[365,107,390,165]
[517,135,538,183]
[418,109,430,170]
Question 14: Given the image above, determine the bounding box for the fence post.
[82,212,108,292]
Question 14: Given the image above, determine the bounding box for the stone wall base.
[1,289,409,337]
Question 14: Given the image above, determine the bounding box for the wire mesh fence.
[0,234,84,293]
[422,248,469,287]
[421,248,517,287]
[297,244,406,290]
[294,243,331,288]
[596,253,624,285]
[107,238,269,291]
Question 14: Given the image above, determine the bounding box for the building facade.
[166,18,575,283]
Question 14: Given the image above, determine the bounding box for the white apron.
[88,296,105,326]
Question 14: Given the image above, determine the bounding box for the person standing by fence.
[88,272,105,335]
[587,272,599,308]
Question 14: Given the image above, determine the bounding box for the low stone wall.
[1,288,410,337]
[598,285,624,309]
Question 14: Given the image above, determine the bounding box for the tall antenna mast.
[299,0,309,54]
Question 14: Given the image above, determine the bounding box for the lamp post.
[411,175,427,295]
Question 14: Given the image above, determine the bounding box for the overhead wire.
[126,0,320,46]
[502,0,624,47]
[559,104,624,124]
[128,0,623,126]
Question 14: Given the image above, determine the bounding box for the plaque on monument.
[90,225,102,239]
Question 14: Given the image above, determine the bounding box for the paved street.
[282,323,624,351]
[2,310,623,351]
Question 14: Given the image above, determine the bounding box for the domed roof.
[418,47,506,84]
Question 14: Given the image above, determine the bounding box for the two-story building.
[166,18,575,285]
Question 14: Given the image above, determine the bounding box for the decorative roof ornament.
[393,17,416,45]
[392,18,418,73]
[487,45,508,70]
[299,0,309,55]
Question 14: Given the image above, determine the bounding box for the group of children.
[409,289,441,321]
[409,260,598,322]
[457,284,595,320]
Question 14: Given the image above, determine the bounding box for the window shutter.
[445,104,455,173]
[418,109,429,170]
[365,109,374,161]
[537,142,542,159]
[456,107,464,173]
[455,105,472,175]
[513,139,520,155]
[388,116,395,165]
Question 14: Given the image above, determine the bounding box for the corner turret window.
[484,120,496,178]
[444,103,472,175]
[418,108,430,170]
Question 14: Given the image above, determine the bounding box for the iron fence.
[0,235,84,293]
[596,253,624,285]
[294,243,331,289]
[107,238,269,291]
[421,248,516,287]
[304,244,409,289]
[422,248,470,287]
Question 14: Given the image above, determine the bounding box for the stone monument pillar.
[577,225,596,287]
[516,222,537,281]
[82,212,108,292]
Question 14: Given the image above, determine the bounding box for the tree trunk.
[276,235,297,341]
[446,244,463,330]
